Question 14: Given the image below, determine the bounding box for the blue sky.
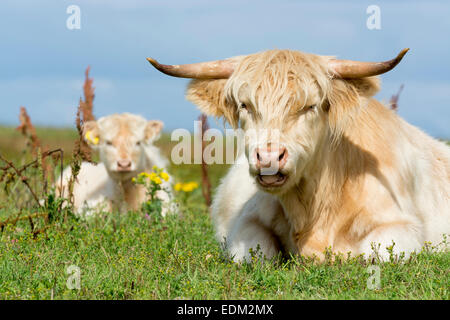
[0,0,449,137]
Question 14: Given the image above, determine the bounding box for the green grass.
[1,209,448,300]
[0,127,449,300]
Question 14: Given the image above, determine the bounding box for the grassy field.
[0,126,449,300]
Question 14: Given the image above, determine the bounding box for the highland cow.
[148,49,450,262]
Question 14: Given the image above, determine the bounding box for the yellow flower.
[152,176,162,185]
[160,172,170,182]
[191,182,199,188]
[85,130,99,145]
[139,172,150,178]
[182,182,198,192]
[175,181,199,192]
[131,177,136,183]
[182,184,192,192]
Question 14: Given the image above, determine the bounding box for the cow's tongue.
[260,173,283,184]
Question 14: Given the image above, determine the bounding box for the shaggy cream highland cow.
[148,49,450,262]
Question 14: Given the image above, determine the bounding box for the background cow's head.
[82,113,163,182]
[148,49,407,194]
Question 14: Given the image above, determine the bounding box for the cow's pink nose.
[117,159,132,170]
[255,146,288,171]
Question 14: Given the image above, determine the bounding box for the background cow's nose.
[117,159,132,170]
[255,145,288,172]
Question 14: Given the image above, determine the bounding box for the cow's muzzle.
[253,145,289,188]
[116,159,133,172]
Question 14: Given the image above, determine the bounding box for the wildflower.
[152,176,162,185]
[183,182,198,192]
[139,172,150,178]
[174,181,199,192]
[149,172,158,180]
[160,171,170,182]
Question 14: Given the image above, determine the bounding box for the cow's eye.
[240,102,247,110]
[308,105,317,111]
[136,141,141,146]
[106,141,113,146]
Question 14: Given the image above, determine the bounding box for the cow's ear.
[145,120,164,142]
[186,79,238,127]
[82,120,100,148]
[345,76,381,98]
[326,76,380,136]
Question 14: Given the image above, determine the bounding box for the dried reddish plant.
[389,84,404,112]
[15,106,55,185]
[198,114,212,207]
[65,67,97,208]
[76,66,96,162]
[74,101,94,163]
[16,106,42,156]
[80,66,95,122]
[0,148,63,210]
[65,105,88,208]
[0,67,97,232]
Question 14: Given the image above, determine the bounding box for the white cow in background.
[59,113,177,217]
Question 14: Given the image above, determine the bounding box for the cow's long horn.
[328,48,409,79]
[146,57,236,79]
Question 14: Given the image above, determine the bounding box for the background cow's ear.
[82,120,100,148]
[186,79,238,127]
[145,120,164,142]
[326,76,381,137]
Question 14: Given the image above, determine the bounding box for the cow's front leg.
[358,222,424,261]
[225,192,285,263]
